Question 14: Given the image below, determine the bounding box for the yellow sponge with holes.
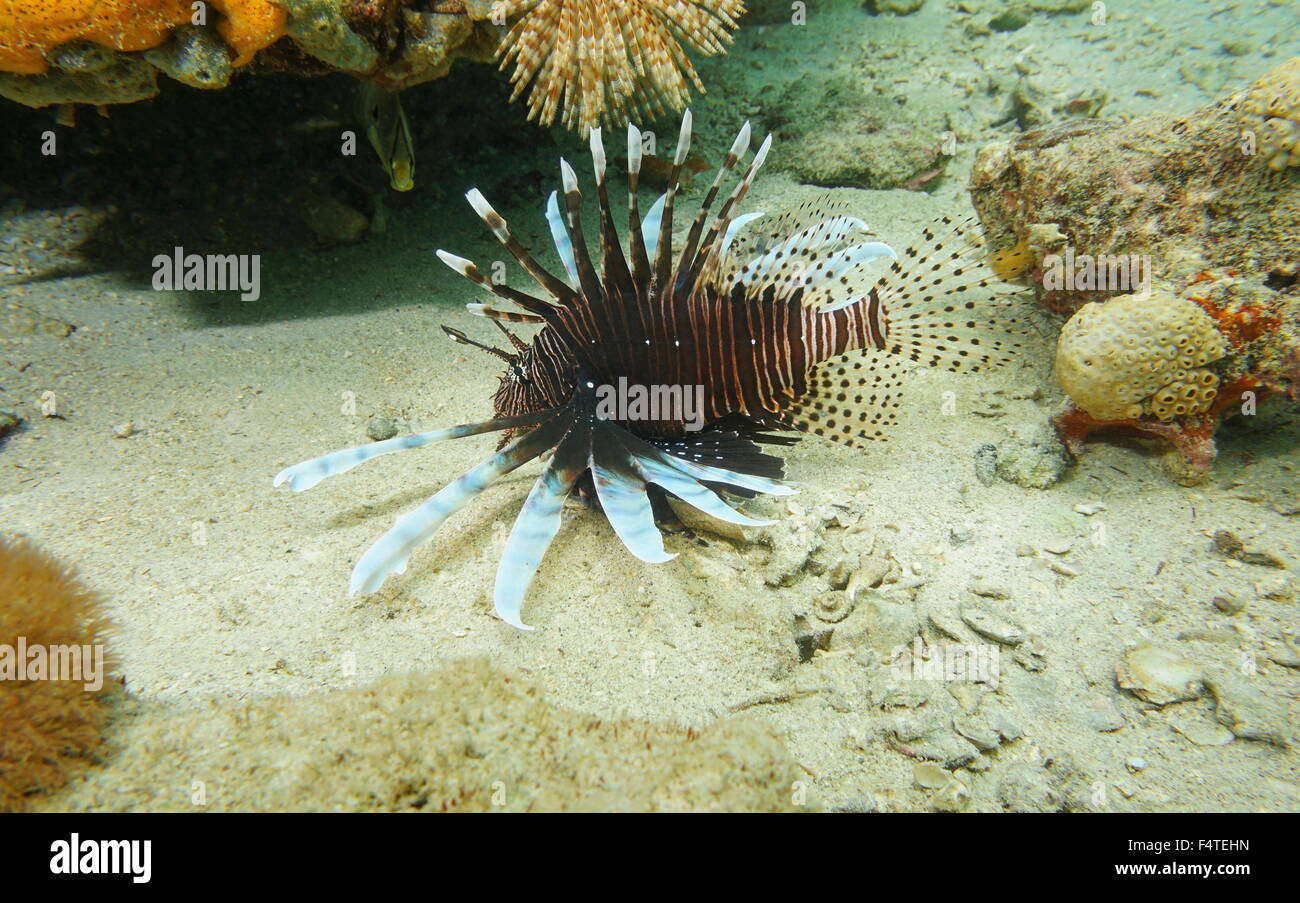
[1055,291,1227,422]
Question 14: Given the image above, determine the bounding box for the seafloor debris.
[0,411,20,442]
[970,58,1300,481]
[1211,528,1286,569]
[1114,643,1202,707]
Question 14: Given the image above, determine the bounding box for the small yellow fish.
[989,238,1035,281]
[356,82,415,192]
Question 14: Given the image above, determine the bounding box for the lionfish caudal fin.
[774,213,1035,449]
[274,385,793,629]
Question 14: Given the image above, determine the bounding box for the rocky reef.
[0,0,502,108]
[970,58,1300,482]
[0,0,744,128]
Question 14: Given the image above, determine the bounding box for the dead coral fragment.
[0,536,113,812]
[491,0,745,133]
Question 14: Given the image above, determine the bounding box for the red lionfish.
[274,114,1026,629]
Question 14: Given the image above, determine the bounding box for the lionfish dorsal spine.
[691,132,773,289]
[588,128,635,300]
[652,111,693,291]
[674,119,751,290]
[625,122,653,287]
[557,157,605,305]
[543,191,578,286]
[434,249,553,319]
[464,188,572,303]
[465,303,546,325]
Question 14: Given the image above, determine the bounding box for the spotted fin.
[871,214,1033,373]
[783,350,908,448]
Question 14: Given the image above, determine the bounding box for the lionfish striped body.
[275,114,1025,629]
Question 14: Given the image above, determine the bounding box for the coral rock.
[971,58,1300,317]
[1055,291,1227,422]
[0,0,283,75]
[213,0,287,67]
[973,60,1300,481]
[0,0,194,75]
[1238,56,1300,171]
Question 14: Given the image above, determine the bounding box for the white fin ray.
[545,191,579,286]
[642,192,668,260]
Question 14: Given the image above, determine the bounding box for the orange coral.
[0,0,284,75]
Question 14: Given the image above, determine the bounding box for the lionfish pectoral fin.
[784,350,907,448]
[493,423,589,630]
[589,426,675,564]
[632,454,777,528]
[349,412,572,596]
[612,428,793,518]
[272,408,563,492]
[624,431,796,498]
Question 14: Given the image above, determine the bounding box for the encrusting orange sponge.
[211,0,286,67]
[0,0,285,74]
